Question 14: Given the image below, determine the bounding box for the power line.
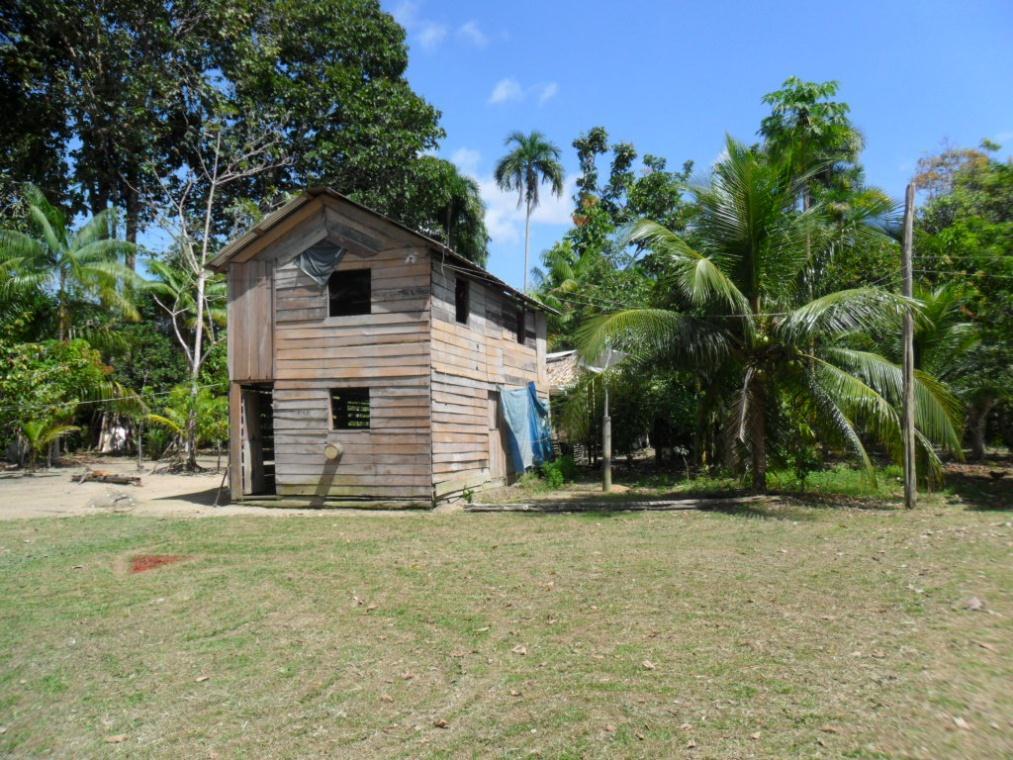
[0,380,229,418]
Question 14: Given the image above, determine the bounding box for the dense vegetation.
[0,1,1008,491]
[536,79,1011,489]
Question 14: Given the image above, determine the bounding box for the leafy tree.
[760,77,864,204]
[400,157,489,264]
[915,143,1013,457]
[494,131,565,291]
[535,127,692,345]
[1,0,446,253]
[0,339,110,456]
[580,137,962,491]
[0,185,140,340]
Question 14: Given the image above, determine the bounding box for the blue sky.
[384,0,1013,289]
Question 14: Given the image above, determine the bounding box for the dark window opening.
[455,277,469,324]
[328,269,371,317]
[516,308,526,344]
[330,388,370,429]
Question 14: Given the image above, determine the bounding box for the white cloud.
[450,146,573,246]
[488,78,524,105]
[450,147,481,176]
[487,78,559,106]
[417,21,448,49]
[457,20,488,47]
[536,82,559,104]
[392,1,418,26]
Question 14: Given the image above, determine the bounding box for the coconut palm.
[0,185,140,340]
[494,131,565,291]
[580,137,962,491]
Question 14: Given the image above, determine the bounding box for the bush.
[539,455,577,489]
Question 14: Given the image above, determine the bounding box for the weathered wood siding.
[227,259,274,381]
[268,199,433,501]
[430,261,548,498]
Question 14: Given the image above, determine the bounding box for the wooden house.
[208,188,553,506]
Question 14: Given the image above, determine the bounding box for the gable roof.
[208,187,556,314]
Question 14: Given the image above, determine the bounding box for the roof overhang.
[208,187,558,315]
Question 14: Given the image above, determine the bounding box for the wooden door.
[488,390,506,481]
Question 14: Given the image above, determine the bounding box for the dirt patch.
[130,554,187,573]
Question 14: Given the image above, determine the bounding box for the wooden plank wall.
[429,260,548,498]
[227,259,274,382]
[270,220,433,501]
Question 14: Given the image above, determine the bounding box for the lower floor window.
[330,388,370,429]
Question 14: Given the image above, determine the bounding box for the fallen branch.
[73,469,142,486]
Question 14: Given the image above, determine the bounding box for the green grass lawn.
[1,500,1010,758]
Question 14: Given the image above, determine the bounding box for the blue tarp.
[501,381,554,472]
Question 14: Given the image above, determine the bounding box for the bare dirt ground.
[0,456,432,520]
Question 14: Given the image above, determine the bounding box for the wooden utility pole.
[902,183,917,509]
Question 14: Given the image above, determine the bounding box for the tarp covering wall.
[297,244,346,286]
[501,381,554,472]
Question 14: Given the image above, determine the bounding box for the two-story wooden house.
[208,188,552,506]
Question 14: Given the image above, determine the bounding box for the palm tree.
[21,418,80,470]
[494,131,565,291]
[437,170,489,266]
[580,137,962,491]
[0,185,140,340]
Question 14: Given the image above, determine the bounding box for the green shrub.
[539,455,576,490]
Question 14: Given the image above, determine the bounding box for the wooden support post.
[602,379,612,493]
[902,183,917,509]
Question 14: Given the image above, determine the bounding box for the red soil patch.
[130,554,187,573]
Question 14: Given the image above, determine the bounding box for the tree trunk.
[750,384,767,492]
[185,264,209,471]
[125,183,139,270]
[968,397,995,461]
[523,199,532,292]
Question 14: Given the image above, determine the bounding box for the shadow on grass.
[944,460,1013,511]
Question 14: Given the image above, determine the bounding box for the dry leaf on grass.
[953,716,970,730]
[511,644,527,655]
[641,660,656,670]
[820,725,841,734]
[104,735,127,744]
[750,732,761,739]
[963,596,985,612]
[195,675,210,682]
[380,694,393,703]
[604,724,616,733]
[433,719,448,729]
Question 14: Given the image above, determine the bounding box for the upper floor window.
[328,269,371,317]
[455,277,469,324]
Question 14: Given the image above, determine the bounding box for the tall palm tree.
[580,137,962,491]
[0,185,140,340]
[494,131,565,291]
